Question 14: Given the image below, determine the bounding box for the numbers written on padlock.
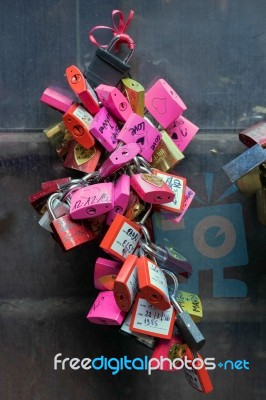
[65,65,100,115]
[145,78,187,129]
[129,294,176,340]
[121,78,145,117]
[100,214,142,261]
[183,348,213,394]
[130,173,175,204]
[95,84,133,122]
[118,113,162,161]
[153,170,186,213]
[114,254,138,311]
[150,333,185,371]
[98,143,140,178]
[167,115,199,152]
[89,106,120,152]
[84,34,134,88]
[87,291,126,325]
[63,103,95,149]
[94,257,121,290]
[137,256,171,310]
[70,182,114,219]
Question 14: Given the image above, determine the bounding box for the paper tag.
[130,295,176,339]
[155,172,186,211]
[165,186,195,223]
[120,309,156,348]
[73,105,93,128]
[111,222,141,258]
[74,143,96,165]
[147,261,169,299]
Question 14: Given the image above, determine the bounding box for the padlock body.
[95,84,133,122]
[124,190,145,220]
[121,78,145,117]
[152,170,186,213]
[175,310,205,352]
[150,129,184,171]
[239,121,266,148]
[114,254,138,311]
[145,79,187,128]
[70,182,114,219]
[87,291,126,325]
[150,334,184,371]
[106,174,130,225]
[94,257,121,290]
[167,115,199,152]
[118,113,162,161]
[89,106,120,151]
[184,348,213,394]
[44,122,72,159]
[51,214,95,251]
[41,87,74,113]
[63,103,95,149]
[84,47,131,88]
[98,143,139,178]
[130,173,175,204]
[63,141,101,173]
[100,214,142,261]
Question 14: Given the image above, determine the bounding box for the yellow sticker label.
[74,143,96,166]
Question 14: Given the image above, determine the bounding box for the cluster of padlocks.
[29,10,213,393]
[223,122,266,225]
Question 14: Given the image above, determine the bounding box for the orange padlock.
[113,254,138,311]
[63,103,95,149]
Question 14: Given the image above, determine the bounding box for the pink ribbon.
[89,9,135,51]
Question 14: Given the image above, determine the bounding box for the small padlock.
[167,115,199,152]
[95,84,133,122]
[48,193,95,251]
[118,113,162,161]
[40,87,74,113]
[87,291,126,325]
[98,143,139,178]
[239,121,266,148]
[113,254,138,311]
[152,170,186,213]
[84,34,134,88]
[89,106,120,151]
[94,257,121,290]
[150,129,184,172]
[121,78,145,116]
[106,174,130,225]
[137,256,171,311]
[100,214,142,261]
[124,190,145,221]
[70,182,114,219]
[65,65,100,115]
[256,163,266,225]
[130,171,175,204]
[150,333,185,371]
[145,78,187,129]
[63,141,101,173]
[39,196,69,232]
[183,348,213,394]
[63,103,95,149]
[44,121,73,159]
[175,291,203,323]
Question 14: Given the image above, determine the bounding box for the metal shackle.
[107,34,135,63]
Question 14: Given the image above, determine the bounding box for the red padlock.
[130,172,175,204]
[63,103,95,149]
[113,254,138,311]
[183,348,213,394]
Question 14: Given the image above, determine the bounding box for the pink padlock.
[70,182,114,219]
[89,107,120,151]
[87,291,126,325]
[40,87,74,113]
[167,115,199,152]
[118,113,162,162]
[95,84,133,122]
[130,173,175,204]
[145,79,187,128]
[94,257,121,290]
[98,143,140,178]
[106,174,130,225]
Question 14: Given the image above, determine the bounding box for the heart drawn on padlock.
[152,97,167,114]
[74,143,96,165]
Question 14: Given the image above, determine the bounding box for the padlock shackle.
[107,34,134,63]
[47,192,63,220]
[161,269,179,299]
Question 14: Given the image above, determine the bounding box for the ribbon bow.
[89,9,135,51]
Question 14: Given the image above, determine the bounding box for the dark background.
[0,1,266,399]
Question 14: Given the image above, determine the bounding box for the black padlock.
[84,34,134,88]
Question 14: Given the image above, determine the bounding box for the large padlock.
[84,34,134,88]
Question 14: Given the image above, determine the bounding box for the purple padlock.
[89,107,120,152]
[106,174,130,225]
[70,182,114,219]
[98,143,140,178]
[118,113,162,162]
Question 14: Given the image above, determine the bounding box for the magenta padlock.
[95,84,133,122]
[167,115,199,152]
[106,174,130,225]
[87,291,126,325]
[145,79,187,128]
[117,113,162,162]
[98,143,140,178]
[40,87,74,113]
[130,172,175,204]
[70,182,114,219]
[94,257,122,290]
[89,106,120,152]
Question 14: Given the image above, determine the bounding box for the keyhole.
[73,125,84,136]
[71,74,81,83]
